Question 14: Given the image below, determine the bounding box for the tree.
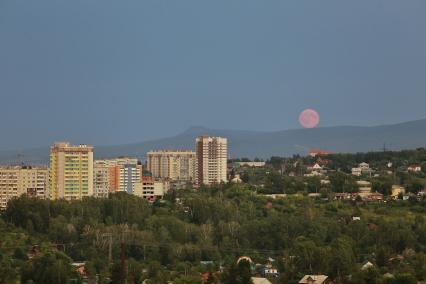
[329,237,355,283]
[0,259,18,284]
[21,251,79,284]
[174,275,203,284]
[222,260,253,284]
[329,172,358,193]
[372,177,393,196]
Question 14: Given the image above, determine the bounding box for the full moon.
[299,109,320,128]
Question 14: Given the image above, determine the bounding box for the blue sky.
[0,0,425,150]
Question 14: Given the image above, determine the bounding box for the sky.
[0,0,425,150]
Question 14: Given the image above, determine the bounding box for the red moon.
[299,109,320,128]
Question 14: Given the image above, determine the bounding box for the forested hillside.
[0,185,425,283]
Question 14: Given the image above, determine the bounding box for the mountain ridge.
[1,119,426,164]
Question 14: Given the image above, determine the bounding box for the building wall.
[93,162,109,198]
[19,167,48,199]
[0,168,20,209]
[95,157,142,194]
[49,142,94,200]
[0,166,48,210]
[196,136,228,186]
[147,150,196,182]
[134,176,169,201]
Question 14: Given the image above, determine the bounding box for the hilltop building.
[234,161,266,168]
[352,162,372,176]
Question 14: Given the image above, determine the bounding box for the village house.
[407,165,422,172]
[334,192,352,201]
[352,162,372,176]
[251,277,273,284]
[361,261,374,271]
[391,185,406,199]
[299,275,330,284]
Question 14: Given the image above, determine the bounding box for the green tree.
[21,251,79,284]
[222,260,253,284]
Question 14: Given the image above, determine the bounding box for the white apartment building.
[147,150,196,182]
[196,136,228,186]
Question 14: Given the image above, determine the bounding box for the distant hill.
[1,119,426,164]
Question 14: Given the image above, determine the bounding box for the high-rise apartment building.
[0,166,48,209]
[195,136,228,186]
[94,157,142,194]
[147,150,196,182]
[93,161,110,198]
[49,142,94,200]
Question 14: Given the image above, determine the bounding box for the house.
[201,272,219,283]
[402,193,416,201]
[391,185,405,199]
[235,161,266,168]
[351,168,362,176]
[312,163,323,171]
[72,262,87,278]
[309,149,334,157]
[358,187,372,198]
[262,259,279,278]
[367,223,377,230]
[263,267,279,278]
[261,194,288,199]
[299,275,329,284]
[352,163,372,176]
[231,174,242,183]
[27,246,39,260]
[417,189,426,200]
[359,162,370,170]
[251,277,273,284]
[304,171,324,177]
[305,163,326,177]
[367,192,384,201]
[407,165,422,172]
[357,180,371,187]
[334,192,351,200]
[361,261,374,271]
[357,181,372,198]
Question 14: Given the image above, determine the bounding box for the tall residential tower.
[195,136,228,186]
[147,150,196,182]
[49,142,94,200]
[94,157,142,195]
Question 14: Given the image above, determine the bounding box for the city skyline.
[1,1,425,282]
